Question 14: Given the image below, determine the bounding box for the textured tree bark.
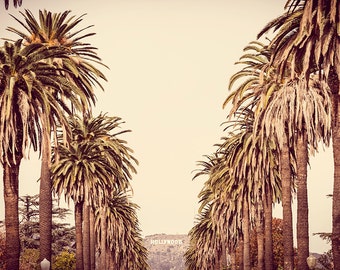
[75,201,84,270]
[296,133,309,270]
[39,123,52,264]
[89,208,96,270]
[243,199,251,270]
[331,90,340,269]
[264,187,274,270]
[256,200,265,270]
[281,135,295,270]
[100,208,107,269]
[3,162,21,270]
[83,203,91,270]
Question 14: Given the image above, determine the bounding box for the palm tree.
[258,1,338,267]
[52,113,139,269]
[220,110,268,270]
[6,9,107,264]
[257,77,332,269]
[226,37,332,269]
[188,111,266,270]
[225,41,282,270]
[187,153,236,270]
[0,39,80,269]
[51,133,114,270]
[68,113,137,270]
[185,204,227,270]
[187,91,281,269]
[95,191,149,270]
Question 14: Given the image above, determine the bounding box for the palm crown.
[0,40,79,164]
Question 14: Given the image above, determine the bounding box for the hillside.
[144,234,189,270]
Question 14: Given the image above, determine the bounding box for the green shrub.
[53,250,76,270]
[20,248,39,270]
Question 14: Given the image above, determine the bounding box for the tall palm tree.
[187,153,236,270]
[225,41,282,270]
[258,1,338,267]
[52,113,138,269]
[226,38,332,269]
[68,112,137,270]
[188,109,271,270]
[255,77,331,269]
[0,39,80,269]
[220,110,269,270]
[51,132,115,270]
[6,9,107,264]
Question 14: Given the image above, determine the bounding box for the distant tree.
[19,195,39,223]
[314,232,333,269]
[18,194,75,257]
[19,195,40,250]
[52,222,75,256]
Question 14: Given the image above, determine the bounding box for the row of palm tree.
[0,38,79,270]
[51,113,149,269]
[259,0,340,268]
[185,105,282,270]
[4,9,107,267]
[0,8,149,270]
[186,0,339,269]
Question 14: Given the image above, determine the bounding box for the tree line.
[1,195,76,269]
[185,1,340,270]
[0,7,149,270]
[2,0,340,270]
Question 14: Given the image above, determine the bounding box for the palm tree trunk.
[331,90,340,269]
[296,133,309,270]
[280,135,295,270]
[75,201,84,270]
[39,120,52,264]
[100,208,107,269]
[264,187,274,270]
[83,203,91,270]
[256,201,265,270]
[89,208,96,270]
[3,161,21,270]
[243,199,251,270]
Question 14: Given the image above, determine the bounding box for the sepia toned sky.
[0,0,333,253]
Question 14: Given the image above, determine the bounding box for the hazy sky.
[0,0,333,254]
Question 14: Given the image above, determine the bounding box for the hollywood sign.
[150,239,184,245]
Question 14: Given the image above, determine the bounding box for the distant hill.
[144,234,189,270]
[143,235,327,270]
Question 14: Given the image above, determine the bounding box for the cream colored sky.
[0,0,333,253]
